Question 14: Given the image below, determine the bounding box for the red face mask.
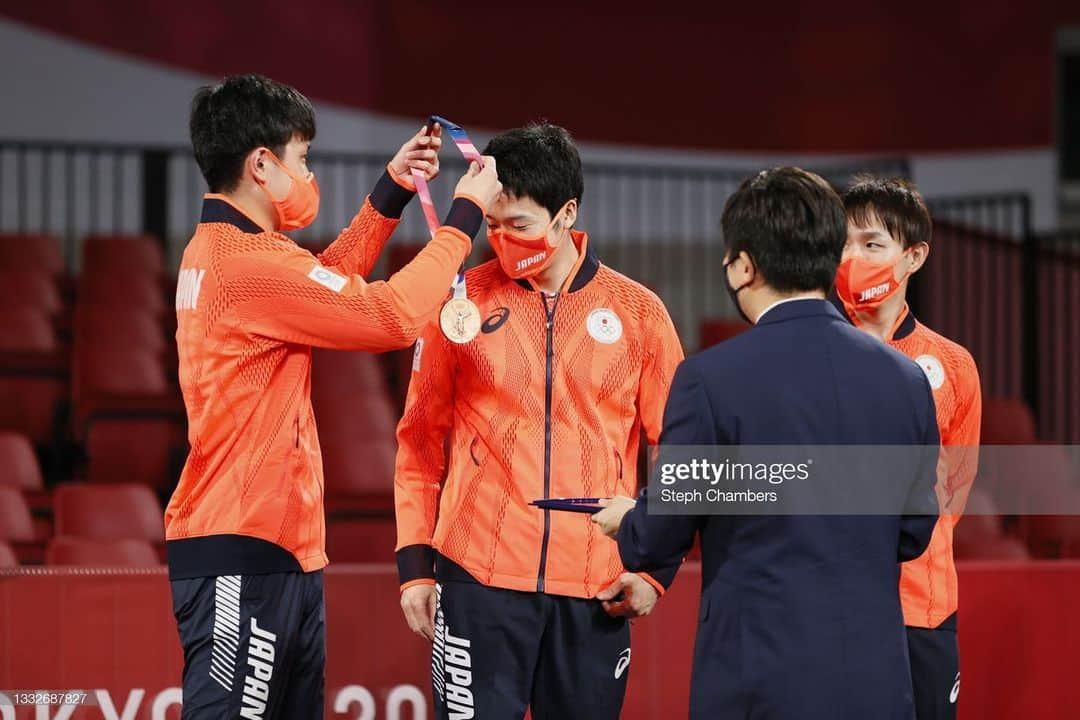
[835,253,911,314]
[258,150,320,231]
[487,203,570,279]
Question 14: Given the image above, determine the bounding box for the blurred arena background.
[0,2,1079,718]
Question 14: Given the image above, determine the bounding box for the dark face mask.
[723,258,754,324]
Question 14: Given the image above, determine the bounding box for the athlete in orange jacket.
[836,176,982,720]
[164,75,501,720]
[394,123,684,719]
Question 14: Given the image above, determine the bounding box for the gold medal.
[440,297,481,344]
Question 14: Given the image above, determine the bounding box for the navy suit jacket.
[617,299,940,720]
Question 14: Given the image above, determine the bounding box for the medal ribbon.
[410,115,483,300]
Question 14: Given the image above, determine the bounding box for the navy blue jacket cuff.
[443,197,483,240]
[396,543,436,585]
[369,170,415,219]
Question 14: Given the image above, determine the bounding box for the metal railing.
[0,141,909,350]
[922,193,1035,408]
[1033,230,1080,442]
[920,194,1080,441]
[4,139,1079,439]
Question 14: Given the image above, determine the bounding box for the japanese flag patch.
[587,308,623,344]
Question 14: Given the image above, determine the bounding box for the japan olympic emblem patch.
[915,354,946,390]
[308,265,347,293]
[587,308,623,345]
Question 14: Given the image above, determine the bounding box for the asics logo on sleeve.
[950,672,960,704]
[481,307,511,334]
[412,337,425,372]
[615,648,632,679]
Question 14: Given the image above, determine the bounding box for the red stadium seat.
[952,487,1003,551]
[0,431,50,533]
[312,349,398,514]
[69,341,183,458]
[979,443,1077,527]
[73,346,168,399]
[353,247,425,407]
[0,269,63,316]
[1009,446,1080,557]
[0,374,68,446]
[320,437,397,514]
[325,519,398,563]
[982,443,1080,557]
[312,348,391,392]
[53,483,164,542]
[981,397,1037,444]
[0,233,65,276]
[46,536,160,567]
[0,307,57,352]
[0,486,34,542]
[1020,514,1080,559]
[698,317,749,349]
[84,419,185,490]
[954,536,1031,561]
[0,302,68,445]
[81,234,165,276]
[77,272,167,314]
[0,432,45,493]
[0,540,17,567]
[74,305,167,356]
[0,485,43,563]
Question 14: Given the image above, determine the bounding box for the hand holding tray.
[530,497,607,514]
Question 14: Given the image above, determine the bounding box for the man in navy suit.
[593,167,940,720]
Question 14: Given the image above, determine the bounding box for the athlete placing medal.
[411,115,484,344]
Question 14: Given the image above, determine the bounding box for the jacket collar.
[756,297,843,326]
[828,291,918,340]
[200,194,267,234]
[512,230,600,294]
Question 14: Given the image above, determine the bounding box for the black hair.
[481,122,584,218]
[843,175,932,248]
[190,74,316,193]
[721,167,847,293]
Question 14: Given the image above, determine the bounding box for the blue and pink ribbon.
[409,115,483,298]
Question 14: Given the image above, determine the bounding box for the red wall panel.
[1,562,1078,718]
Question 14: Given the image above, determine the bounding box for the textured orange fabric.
[395,232,684,599]
[891,316,982,628]
[165,195,472,572]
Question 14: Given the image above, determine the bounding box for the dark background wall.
[3,0,1080,153]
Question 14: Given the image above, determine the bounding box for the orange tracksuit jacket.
[888,309,982,629]
[165,172,483,579]
[394,231,685,599]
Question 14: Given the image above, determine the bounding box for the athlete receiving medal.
[394,121,685,719]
